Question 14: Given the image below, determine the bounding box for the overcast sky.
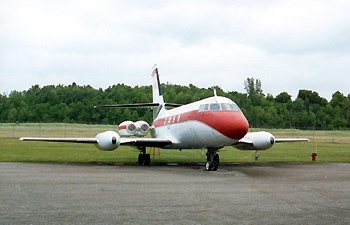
[1,0,349,100]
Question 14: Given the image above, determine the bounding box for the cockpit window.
[221,103,241,112]
[199,103,241,112]
[198,104,209,112]
[231,103,241,112]
[221,103,233,111]
[210,104,221,111]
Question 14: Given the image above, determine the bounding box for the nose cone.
[211,111,249,140]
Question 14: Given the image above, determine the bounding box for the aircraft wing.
[120,138,172,147]
[233,132,309,150]
[235,137,309,145]
[20,136,172,148]
[275,138,309,142]
[233,137,254,150]
[19,137,97,143]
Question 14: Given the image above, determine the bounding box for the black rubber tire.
[212,161,218,171]
[144,154,151,166]
[138,154,144,165]
[214,154,219,166]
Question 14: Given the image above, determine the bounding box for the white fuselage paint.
[153,121,239,149]
[151,96,246,149]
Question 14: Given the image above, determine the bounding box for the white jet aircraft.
[20,65,308,171]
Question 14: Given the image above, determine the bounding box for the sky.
[1,0,349,100]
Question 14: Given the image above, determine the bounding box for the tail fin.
[151,65,165,119]
[151,65,164,105]
[95,65,181,121]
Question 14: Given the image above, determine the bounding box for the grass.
[1,123,350,163]
[1,137,350,164]
[0,123,115,138]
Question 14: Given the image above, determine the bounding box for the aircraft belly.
[155,121,237,149]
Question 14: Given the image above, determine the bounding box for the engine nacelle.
[95,131,120,151]
[134,121,150,136]
[119,121,137,137]
[235,131,275,150]
[119,121,150,137]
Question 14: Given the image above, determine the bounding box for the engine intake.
[119,121,150,137]
[119,121,137,136]
[134,121,150,136]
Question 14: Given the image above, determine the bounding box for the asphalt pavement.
[1,162,350,224]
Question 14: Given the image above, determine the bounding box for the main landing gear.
[206,148,219,171]
[138,146,150,166]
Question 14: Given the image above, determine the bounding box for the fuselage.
[151,96,249,149]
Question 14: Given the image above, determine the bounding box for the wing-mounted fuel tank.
[95,131,121,151]
[234,131,276,150]
[119,121,150,137]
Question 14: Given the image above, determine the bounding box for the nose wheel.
[206,149,219,171]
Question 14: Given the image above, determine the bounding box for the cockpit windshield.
[198,103,241,112]
[221,103,233,111]
[210,103,220,111]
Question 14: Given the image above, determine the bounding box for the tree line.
[1,81,349,129]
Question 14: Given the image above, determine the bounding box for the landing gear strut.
[138,146,150,166]
[205,148,219,171]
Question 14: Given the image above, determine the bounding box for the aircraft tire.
[205,161,212,171]
[214,154,219,166]
[138,154,144,165]
[205,160,218,171]
[212,161,218,171]
[145,154,151,166]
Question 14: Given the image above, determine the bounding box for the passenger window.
[199,104,205,112]
[204,104,209,111]
[210,104,221,111]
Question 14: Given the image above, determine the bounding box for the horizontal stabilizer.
[95,103,160,109]
[94,103,182,109]
[164,103,183,108]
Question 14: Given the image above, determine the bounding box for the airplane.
[20,65,309,171]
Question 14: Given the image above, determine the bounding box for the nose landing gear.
[206,148,220,171]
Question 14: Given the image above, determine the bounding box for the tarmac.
[1,162,350,224]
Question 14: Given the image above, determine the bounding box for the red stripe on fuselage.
[152,110,249,140]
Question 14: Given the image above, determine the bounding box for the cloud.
[1,0,349,100]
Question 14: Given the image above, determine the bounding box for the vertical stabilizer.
[151,65,164,105]
[151,65,165,119]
